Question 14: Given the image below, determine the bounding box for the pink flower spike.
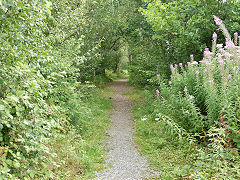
[203,69,207,73]
[190,54,194,59]
[187,62,191,65]
[220,49,225,54]
[204,49,211,57]
[214,16,222,26]
[179,63,183,67]
[218,56,224,64]
[195,71,199,75]
[156,89,160,95]
[224,51,230,58]
[238,36,240,39]
[204,60,210,65]
[157,74,160,77]
[170,65,174,69]
[234,32,238,37]
[169,81,172,85]
[225,39,235,49]
[228,74,232,80]
[184,86,188,92]
[233,66,236,71]
[212,32,217,40]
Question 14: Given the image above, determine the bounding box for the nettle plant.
[156,16,240,148]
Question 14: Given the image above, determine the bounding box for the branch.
[109,37,121,50]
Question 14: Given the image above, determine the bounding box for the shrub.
[155,16,240,146]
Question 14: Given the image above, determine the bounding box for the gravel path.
[93,79,159,180]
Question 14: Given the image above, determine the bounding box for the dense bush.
[0,0,113,178]
[129,0,240,87]
[153,17,240,178]
[156,16,240,139]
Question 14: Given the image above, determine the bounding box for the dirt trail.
[94,79,159,180]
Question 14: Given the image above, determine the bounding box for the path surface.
[94,79,158,180]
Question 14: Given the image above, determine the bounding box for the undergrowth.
[129,90,196,179]
[130,16,240,179]
[47,87,112,179]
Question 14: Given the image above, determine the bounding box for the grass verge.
[47,87,113,179]
[127,89,196,179]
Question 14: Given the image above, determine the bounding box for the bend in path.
[94,79,159,180]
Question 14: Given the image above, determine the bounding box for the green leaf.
[233,137,240,143]
[13,161,20,168]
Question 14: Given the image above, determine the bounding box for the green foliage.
[137,17,240,179]
[155,19,240,136]
[128,0,240,87]
[130,89,196,179]
[131,87,240,179]
[47,88,112,179]
[0,0,114,178]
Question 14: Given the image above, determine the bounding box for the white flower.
[185,110,190,114]
[217,44,223,48]
[155,118,160,121]
[141,117,147,121]
[191,61,198,65]
[189,95,194,99]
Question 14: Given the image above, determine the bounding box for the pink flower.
[179,63,183,67]
[206,60,210,65]
[187,62,191,65]
[228,74,232,80]
[156,89,160,95]
[224,51,230,58]
[238,36,240,39]
[195,71,199,75]
[212,32,217,40]
[170,65,174,69]
[234,32,238,38]
[233,66,236,71]
[214,16,222,26]
[203,48,211,57]
[157,74,160,77]
[184,86,188,92]
[218,56,224,64]
[190,54,194,59]
[225,39,235,49]
[169,81,172,85]
[203,69,207,73]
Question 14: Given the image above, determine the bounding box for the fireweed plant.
[154,17,240,178]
